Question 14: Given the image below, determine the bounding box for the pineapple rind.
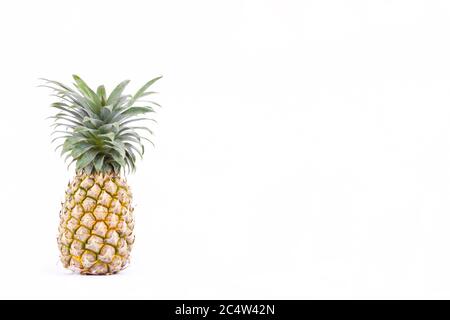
[58,172,135,275]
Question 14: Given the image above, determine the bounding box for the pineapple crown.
[42,74,162,175]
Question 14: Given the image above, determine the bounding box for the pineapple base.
[57,172,135,275]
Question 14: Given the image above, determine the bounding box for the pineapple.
[43,75,162,275]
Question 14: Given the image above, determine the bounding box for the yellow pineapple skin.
[57,172,135,275]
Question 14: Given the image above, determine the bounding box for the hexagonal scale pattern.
[57,172,134,275]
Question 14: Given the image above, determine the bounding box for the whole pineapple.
[43,75,162,275]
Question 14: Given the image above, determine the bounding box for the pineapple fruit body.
[58,172,135,275]
[43,75,162,275]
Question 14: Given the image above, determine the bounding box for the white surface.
[1,0,450,299]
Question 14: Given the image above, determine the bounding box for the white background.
[1,0,450,299]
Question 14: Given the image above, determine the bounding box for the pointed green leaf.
[129,76,162,106]
[125,142,143,159]
[76,149,99,170]
[107,80,130,106]
[110,150,126,167]
[83,116,104,127]
[71,144,95,159]
[97,85,107,105]
[72,75,101,106]
[119,106,155,118]
[119,118,157,126]
[94,154,105,172]
[110,161,120,173]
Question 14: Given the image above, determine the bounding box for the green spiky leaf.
[43,75,162,174]
[107,80,130,106]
